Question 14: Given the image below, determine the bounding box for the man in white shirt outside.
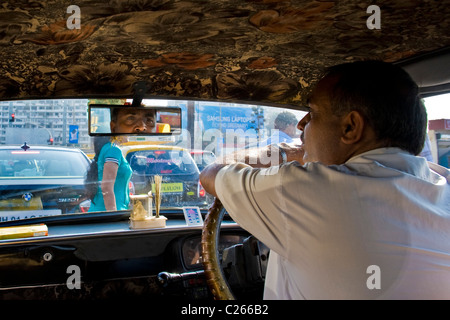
[200,60,450,299]
[259,111,298,147]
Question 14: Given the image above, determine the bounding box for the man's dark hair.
[274,111,298,131]
[111,106,121,122]
[323,60,427,155]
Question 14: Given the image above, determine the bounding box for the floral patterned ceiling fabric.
[0,0,450,108]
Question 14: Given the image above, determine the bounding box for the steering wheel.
[201,198,235,300]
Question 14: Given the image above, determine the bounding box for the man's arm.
[200,143,304,198]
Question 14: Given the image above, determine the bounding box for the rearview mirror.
[89,105,181,136]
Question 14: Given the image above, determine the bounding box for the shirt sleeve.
[215,163,289,256]
[103,145,122,165]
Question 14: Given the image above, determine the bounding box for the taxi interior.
[0,0,449,301]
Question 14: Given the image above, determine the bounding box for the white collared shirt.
[215,148,450,299]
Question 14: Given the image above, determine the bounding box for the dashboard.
[0,213,252,299]
[181,234,248,270]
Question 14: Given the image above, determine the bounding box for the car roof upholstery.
[0,0,449,110]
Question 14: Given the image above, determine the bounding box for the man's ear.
[110,121,116,133]
[340,110,365,145]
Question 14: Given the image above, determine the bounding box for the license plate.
[0,196,43,211]
[0,209,61,222]
[152,183,183,193]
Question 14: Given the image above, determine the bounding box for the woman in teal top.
[85,106,156,212]
[88,140,132,212]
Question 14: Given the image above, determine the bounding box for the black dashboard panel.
[0,217,247,299]
[180,234,248,270]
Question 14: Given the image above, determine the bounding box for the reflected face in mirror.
[110,107,156,134]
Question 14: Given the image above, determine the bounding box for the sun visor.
[397,47,450,97]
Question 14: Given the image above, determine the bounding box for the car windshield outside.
[124,146,207,208]
[0,98,307,224]
[0,147,89,178]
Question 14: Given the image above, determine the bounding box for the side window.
[423,93,450,168]
[12,160,38,177]
[44,160,71,176]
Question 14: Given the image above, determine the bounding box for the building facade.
[0,99,90,147]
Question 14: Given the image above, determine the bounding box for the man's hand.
[199,143,305,198]
[278,142,305,164]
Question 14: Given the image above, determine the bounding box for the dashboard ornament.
[129,191,167,229]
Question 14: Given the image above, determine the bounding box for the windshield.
[0,98,307,223]
[1,95,448,224]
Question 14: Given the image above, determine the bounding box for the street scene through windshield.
[1,94,448,224]
[0,98,306,222]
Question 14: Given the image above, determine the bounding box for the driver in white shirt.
[200,60,450,299]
